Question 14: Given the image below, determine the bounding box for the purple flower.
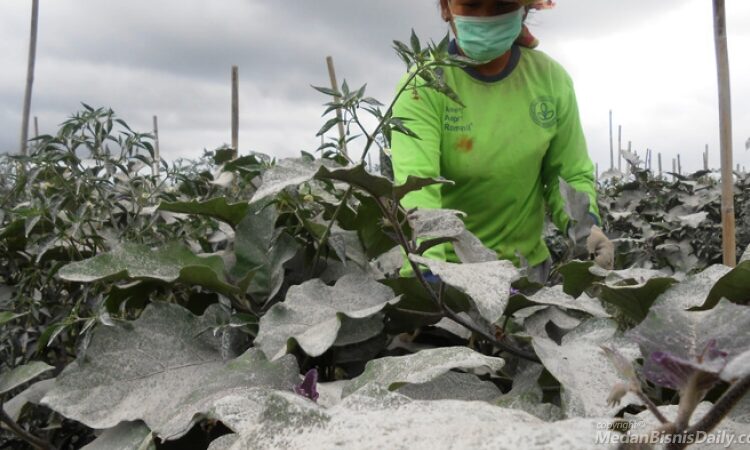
[294,368,319,402]
[645,340,729,391]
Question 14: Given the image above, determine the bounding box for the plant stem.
[0,405,53,450]
[666,373,750,450]
[632,389,670,425]
[309,185,354,276]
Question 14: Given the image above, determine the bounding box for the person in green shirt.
[391,0,614,282]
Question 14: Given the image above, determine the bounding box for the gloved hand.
[586,225,615,270]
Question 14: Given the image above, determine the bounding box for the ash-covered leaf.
[395,371,501,402]
[408,209,465,240]
[494,365,563,421]
[315,163,394,199]
[343,347,505,397]
[628,299,750,390]
[58,242,238,297]
[590,267,678,323]
[254,273,399,360]
[211,386,610,450]
[694,260,750,310]
[41,303,300,440]
[652,265,731,310]
[505,285,610,318]
[230,201,298,300]
[158,198,249,228]
[559,178,597,244]
[2,379,54,422]
[532,318,642,417]
[721,349,750,382]
[82,421,155,450]
[409,255,520,324]
[0,361,54,395]
[251,157,337,202]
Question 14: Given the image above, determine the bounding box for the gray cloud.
[1,0,748,170]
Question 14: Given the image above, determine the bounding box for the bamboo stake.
[617,125,622,171]
[152,115,160,177]
[231,65,239,159]
[704,144,710,170]
[713,0,736,266]
[658,152,663,177]
[673,158,677,178]
[678,153,682,175]
[609,110,614,170]
[326,56,348,158]
[628,141,632,175]
[596,163,599,181]
[33,116,39,138]
[20,0,39,156]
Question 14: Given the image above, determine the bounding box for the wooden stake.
[596,163,599,181]
[33,116,39,138]
[231,65,239,159]
[152,115,160,177]
[326,56,348,159]
[713,0,736,266]
[678,154,682,175]
[673,158,677,178]
[609,110,614,170]
[20,0,39,156]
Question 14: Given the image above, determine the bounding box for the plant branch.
[0,404,53,450]
[371,197,541,364]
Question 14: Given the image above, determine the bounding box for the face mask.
[452,8,524,62]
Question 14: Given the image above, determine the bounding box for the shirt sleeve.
[390,73,449,266]
[541,72,601,233]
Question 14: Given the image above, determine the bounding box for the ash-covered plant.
[2,33,750,450]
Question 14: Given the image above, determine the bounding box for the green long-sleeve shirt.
[391,42,599,269]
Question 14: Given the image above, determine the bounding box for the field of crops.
[2,37,750,450]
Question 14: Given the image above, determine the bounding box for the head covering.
[514,1,556,48]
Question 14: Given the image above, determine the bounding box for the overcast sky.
[1,0,749,174]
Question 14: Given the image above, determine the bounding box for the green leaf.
[0,311,27,326]
[315,163,394,199]
[82,421,155,450]
[596,275,677,323]
[409,255,520,325]
[558,260,605,297]
[316,117,343,137]
[255,273,400,359]
[393,176,452,202]
[694,260,750,310]
[343,347,505,397]
[231,202,299,301]
[159,198,249,228]
[58,242,238,298]
[0,361,55,395]
[41,303,300,440]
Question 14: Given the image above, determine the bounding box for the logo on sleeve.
[530,97,557,128]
